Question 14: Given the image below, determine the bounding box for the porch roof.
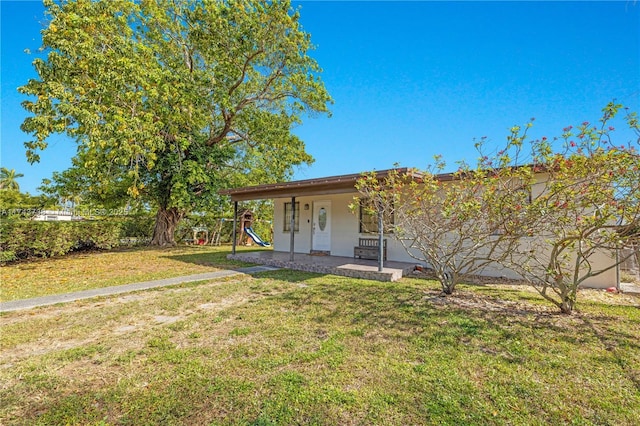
[219,167,423,201]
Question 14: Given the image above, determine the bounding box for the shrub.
[0,250,16,263]
[118,214,154,240]
[0,220,122,260]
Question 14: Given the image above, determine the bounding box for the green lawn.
[1,256,639,425]
[0,245,259,301]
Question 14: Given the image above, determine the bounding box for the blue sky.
[1,0,639,195]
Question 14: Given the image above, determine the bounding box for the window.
[359,199,393,234]
[283,202,300,232]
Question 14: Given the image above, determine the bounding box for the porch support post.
[232,201,238,255]
[378,208,384,272]
[289,197,296,261]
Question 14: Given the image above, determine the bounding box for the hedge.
[0,216,154,261]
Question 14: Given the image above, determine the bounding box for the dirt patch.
[153,315,182,324]
[411,269,640,307]
[0,281,257,367]
[114,325,138,334]
[577,288,640,306]
[198,296,248,311]
[426,292,555,315]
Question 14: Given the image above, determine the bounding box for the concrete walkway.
[0,266,280,313]
[228,251,416,282]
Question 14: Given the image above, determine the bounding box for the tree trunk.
[559,288,576,314]
[439,271,456,295]
[559,299,574,314]
[150,206,184,246]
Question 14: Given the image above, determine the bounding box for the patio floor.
[229,250,417,282]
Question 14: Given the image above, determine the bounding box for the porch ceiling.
[219,167,420,201]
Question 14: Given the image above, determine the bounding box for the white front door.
[312,201,331,252]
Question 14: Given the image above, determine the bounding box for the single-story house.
[220,168,619,288]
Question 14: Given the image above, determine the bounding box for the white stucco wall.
[271,183,619,289]
[273,196,313,253]
[273,193,411,260]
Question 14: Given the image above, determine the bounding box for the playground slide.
[245,227,271,247]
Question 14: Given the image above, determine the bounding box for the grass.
[621,271,640,284]
[0,245,260,301]
[1,260,639,425]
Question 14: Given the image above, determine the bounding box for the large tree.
[20,0,331,245]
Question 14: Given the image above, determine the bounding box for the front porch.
[229,250,416,282]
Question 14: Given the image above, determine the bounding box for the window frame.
[283,201,300,232]
[358,198,394,234]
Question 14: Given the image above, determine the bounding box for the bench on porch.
[354,238,387,261]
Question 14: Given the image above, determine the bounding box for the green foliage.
[0,168,24,191]
[0,190,52,219]
[116,214,155,241]
[0,250,17,264]
[0,213,155,261]
[0,220,122,260]
[173,200,273,245]
[19,0,332,245]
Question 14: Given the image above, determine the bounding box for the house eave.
[219,164,545,202]
[219,168,419,202]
